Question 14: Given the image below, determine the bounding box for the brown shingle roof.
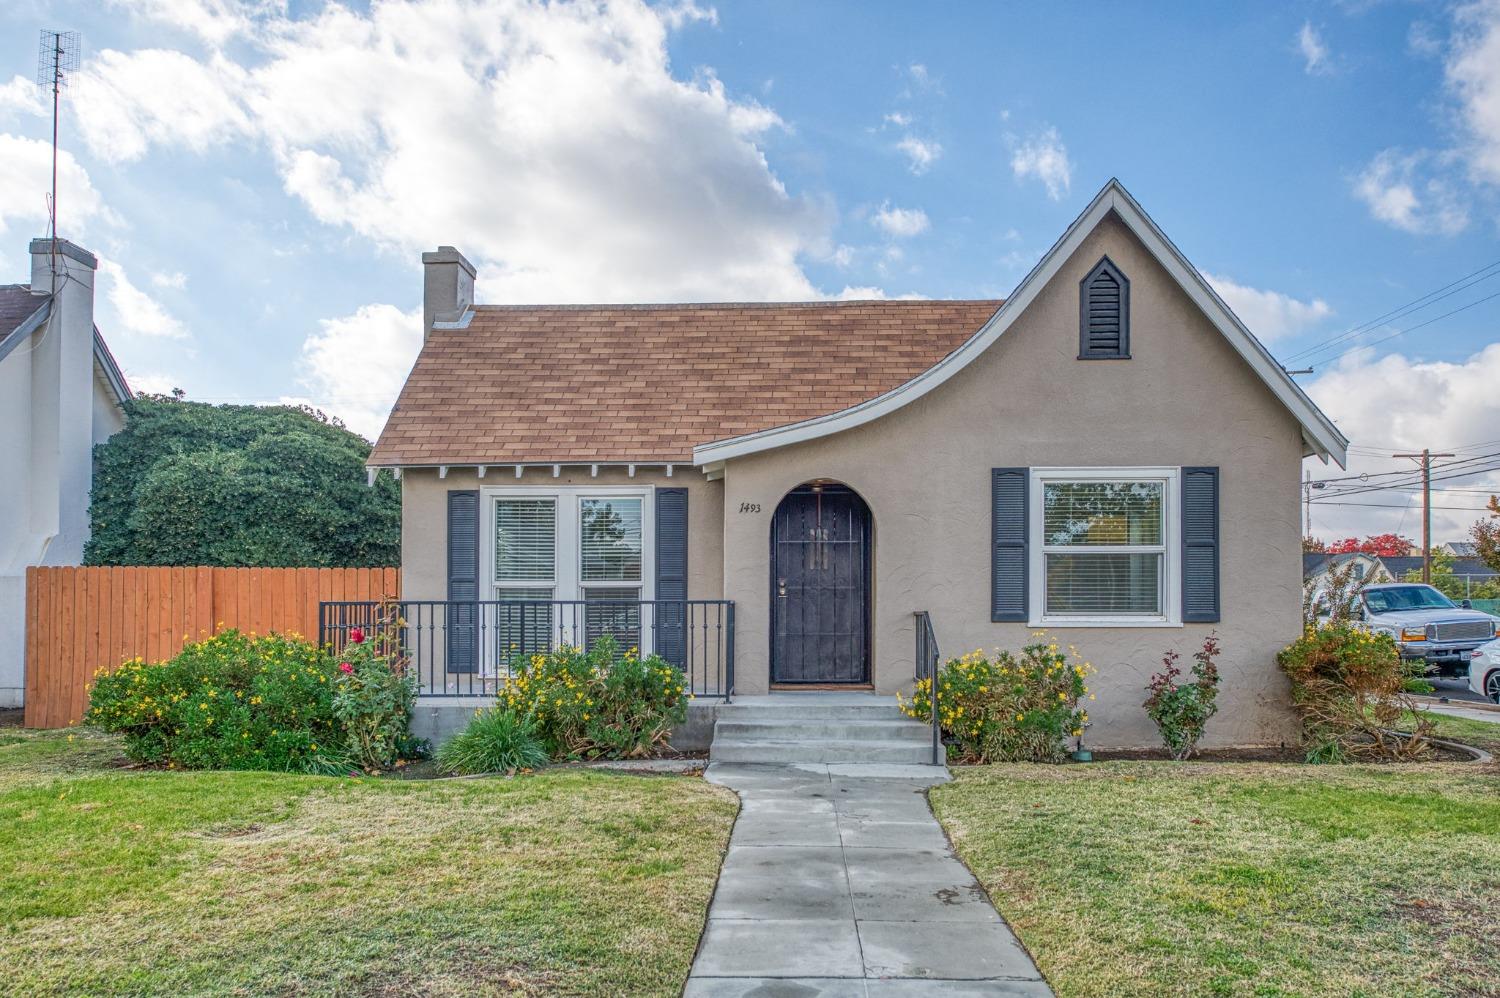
[369,299,1002,466]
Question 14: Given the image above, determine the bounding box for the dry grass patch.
[0,728,736,997]
[931,761,1500,998]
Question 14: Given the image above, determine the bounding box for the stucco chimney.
[421,246,475,340]
[29,236,97,298]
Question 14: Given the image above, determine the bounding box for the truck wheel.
[1488,670,1500,705]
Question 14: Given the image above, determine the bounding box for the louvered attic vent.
[1079,256,1130,359]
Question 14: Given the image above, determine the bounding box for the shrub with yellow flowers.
[85,630,351,773]
[496,634,689,759]
[898,637,1093,763]
[1276,621,1431,762]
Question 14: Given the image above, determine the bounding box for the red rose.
[339,662,354,675]
[350,628,365,644]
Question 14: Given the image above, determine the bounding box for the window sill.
[1028,616,1183,629]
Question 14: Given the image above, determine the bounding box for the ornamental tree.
[1324,533,1416,557]
[1474,496,1500,573]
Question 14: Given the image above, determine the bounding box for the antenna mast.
[36,29,79,294]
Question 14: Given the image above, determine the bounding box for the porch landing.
[709,693,941,767]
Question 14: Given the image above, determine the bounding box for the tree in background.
[1324,533,1416,557]
[1302,536,1327,553]
[1402,550,1500,601]
[1474,495,1500,574]
[86,395,400,567]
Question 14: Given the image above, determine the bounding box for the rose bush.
[1143,635,1222,760]
[330,619,419,771]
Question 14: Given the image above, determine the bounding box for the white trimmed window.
[1029,468,1180,627]
[484,487,654,657]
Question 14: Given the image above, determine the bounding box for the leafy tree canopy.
[86,396,399,567]
[1324,533,1415,557]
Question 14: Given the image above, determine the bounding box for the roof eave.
[693,179,1349,470]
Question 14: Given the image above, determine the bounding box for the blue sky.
[1,0,1499,542]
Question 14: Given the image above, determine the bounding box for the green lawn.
[931,761,1500,998]
[0,728,736,997]
[1415,709,1500,755]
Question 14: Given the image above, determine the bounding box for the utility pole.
[1393,448,1454,582]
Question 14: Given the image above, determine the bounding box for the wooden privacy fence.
[23,566,399,728]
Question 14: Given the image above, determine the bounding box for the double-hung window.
[580,497,644,652]
[1031,468,1179,626]
[493,498,557,656]
[485,488,654,660]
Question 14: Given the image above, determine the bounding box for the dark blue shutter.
[991,468,1029,622]
[1181,467,1220,623]
[654,488,689,667]
[446,489,480,673]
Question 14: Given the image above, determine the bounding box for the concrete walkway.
[685,763,1051,997]
[1420,702,1500,725]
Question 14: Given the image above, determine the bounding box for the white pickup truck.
[1354,583,1498,679]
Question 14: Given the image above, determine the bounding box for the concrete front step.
[708,693,940,766]
[709,738,935,765]
[714,718,931,742]
[715,699,910,722]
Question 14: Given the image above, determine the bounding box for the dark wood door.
[771,485,871,684]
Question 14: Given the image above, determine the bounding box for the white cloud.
[1297,22,1332,75]
[883,111,911,127]
[905,63,942,94]
[151,270,188,289]
[0,133,111,240]
[1203,272,1333,342]
[871,202,930,238]
[1305,344,1500,540]
[0,75,45,117]
[1448,0,1500,187]
[72,0,827,304]
[896,135,942,174]
[98,259,189,339]
[292,303,422,440]
[124,370,182,396]
[109,0,285,46]
[74,49,253,163]
[1010,126,1073,200]
[1352,149,1468,235]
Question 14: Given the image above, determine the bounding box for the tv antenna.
[36,29,79,293]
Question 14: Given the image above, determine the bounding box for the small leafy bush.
[1276,622,1432,762]
[498,635,690,759]
[331,621,418,771]
[86,630,349,773]
[1143,634,1222,760]
[898,637,1092,763]
[436,708,548,775]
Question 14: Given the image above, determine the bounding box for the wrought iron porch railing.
[319,599,734,701]
[913,610,943,766]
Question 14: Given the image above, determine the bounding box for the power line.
[1300,289,1500,368]
[1309,450,1500,491]
[1308,501,1495,511]
[1283,259,1500,363]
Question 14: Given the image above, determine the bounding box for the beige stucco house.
[368,180,1348,748]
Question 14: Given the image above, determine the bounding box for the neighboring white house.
[0,238,130,707]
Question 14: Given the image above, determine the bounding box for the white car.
[1469,637,1500,703]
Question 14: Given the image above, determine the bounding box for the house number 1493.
[738,502,761,514]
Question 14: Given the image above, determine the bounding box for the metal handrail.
[318,598,734,701]
[914,610,943,765]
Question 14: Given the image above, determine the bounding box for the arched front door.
[770,483,872,684]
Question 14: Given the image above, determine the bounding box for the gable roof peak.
[692,178,1349,469]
